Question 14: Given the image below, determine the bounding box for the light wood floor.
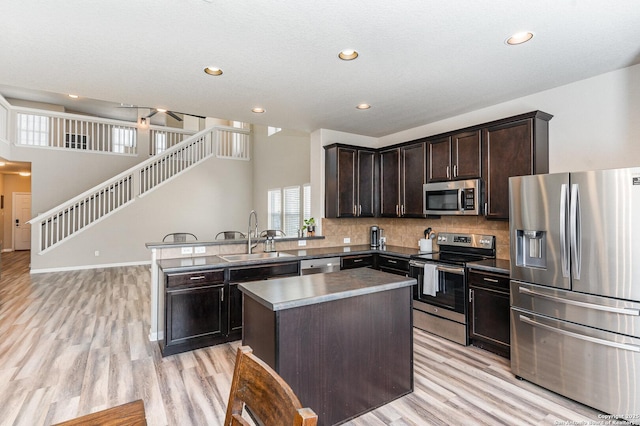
[0,251,604,426]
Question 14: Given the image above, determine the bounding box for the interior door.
[13,192,32,251]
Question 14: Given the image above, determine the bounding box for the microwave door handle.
[459,189,465,211]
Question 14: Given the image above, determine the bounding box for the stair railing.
[29,125,250,254]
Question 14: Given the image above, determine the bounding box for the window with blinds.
[17,113,49,146]
[268,184,311,236]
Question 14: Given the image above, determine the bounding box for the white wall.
[31,155,252,271]
[379,63,640,173]
[252,125,310,231]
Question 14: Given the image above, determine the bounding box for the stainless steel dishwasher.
[300,257,341,275]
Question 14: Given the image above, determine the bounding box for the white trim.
[30,259,151,274]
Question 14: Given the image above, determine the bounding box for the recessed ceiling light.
[204,66,223,76]
[19,172,31,177]
[339,49,359,61]
[356,103,371,110]
[0,162,5,166]
[68,94,79,99]
[506,31,534,45]
[251,107,266,114]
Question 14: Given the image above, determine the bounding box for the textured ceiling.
[1,0,639,137]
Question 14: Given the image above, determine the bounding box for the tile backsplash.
[322,216,510,259]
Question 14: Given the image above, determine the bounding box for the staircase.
[28,124,250,254]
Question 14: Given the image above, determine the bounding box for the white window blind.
[17,113,49,146]
[112,127,136,153]
[155,132,167,154]
[283,186,300,236]
[268,189,282,230]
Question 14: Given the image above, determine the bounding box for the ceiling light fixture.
[156,108,167,113]
[68,94,79,99]
[356,103,371,110]
[19,172,31,177]
[251,107,266,114]
[338,49,359,61]
[0,162,5,166]
[204,66,223,76]
[506,31,534,45]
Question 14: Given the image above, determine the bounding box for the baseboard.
[30,260,152,274]
[149,330,164,342]
[1,248,14,253]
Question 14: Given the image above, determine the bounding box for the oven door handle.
[436,265,465,275]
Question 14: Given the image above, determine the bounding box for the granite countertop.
[157,244,423,273]
[467,258,510,275]
[238,268,416,311]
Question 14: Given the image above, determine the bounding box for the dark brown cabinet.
[468,269,510,358]
[376,254,409,276]
[482,111,552,219]
[163,269,226,356]
[341,254,374,269]
[325,144,377,218]
[162,261,300,356]
[428,130,481,182]
[380,141,426,217]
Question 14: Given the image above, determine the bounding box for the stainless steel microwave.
[423,179,481,215]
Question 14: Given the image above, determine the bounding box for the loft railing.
[14,107,138,154]
[149,126,196,155]
[30,125,251,253]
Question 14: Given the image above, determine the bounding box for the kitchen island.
[239,268,416,426]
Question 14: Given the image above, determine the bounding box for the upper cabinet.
[482,111,552,219]
[380,141,426,218]
[325,144,377,218]
[427,130,481,182]
[324,110,551,221]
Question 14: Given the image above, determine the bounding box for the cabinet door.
[427,136,451,182]
[483,119,533,219]
[380,148,400,217]
[165,283,225,346]
[228,283,243,339]
[469,285,510,356]
[337,147,357,217]
[357,149,376,217]
[452,130,481,179]
[341,254,375,269]
[401,142,426,217]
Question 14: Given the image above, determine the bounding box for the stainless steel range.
[409,232,495,345]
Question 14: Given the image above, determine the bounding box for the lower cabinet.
[162,261,300,356]
[341,254,375,269]
[163,269,227,356]
[376,254,410,276]
[468,270,510,358]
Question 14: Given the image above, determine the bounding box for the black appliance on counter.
[409,232,495,345]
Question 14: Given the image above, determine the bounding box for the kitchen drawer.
[377,255,409,275]
[341,254,374,269]
[468,270,509,292]
[166,269,225,289]
[229,261,300,282]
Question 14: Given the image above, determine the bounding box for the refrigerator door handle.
[518,314,640,352]
[518,286,640,316]
[570,183,582,280]
[560,184,570,278]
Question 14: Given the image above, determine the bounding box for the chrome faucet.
[247,210,258,254]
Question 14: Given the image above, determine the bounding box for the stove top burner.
[411,232,497,265]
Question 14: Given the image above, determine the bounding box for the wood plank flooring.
[0,250,605,426]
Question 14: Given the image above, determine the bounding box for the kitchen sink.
[220,252,295,262]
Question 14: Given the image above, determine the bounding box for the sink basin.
[220,252,295,262]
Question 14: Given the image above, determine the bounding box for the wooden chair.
[224,346,318,426]
[259,229,286,237]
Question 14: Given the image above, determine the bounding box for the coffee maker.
[370,226,380,247]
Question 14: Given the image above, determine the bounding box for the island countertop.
[238,268,416,311]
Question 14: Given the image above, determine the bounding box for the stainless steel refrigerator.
[509,167,640,422]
